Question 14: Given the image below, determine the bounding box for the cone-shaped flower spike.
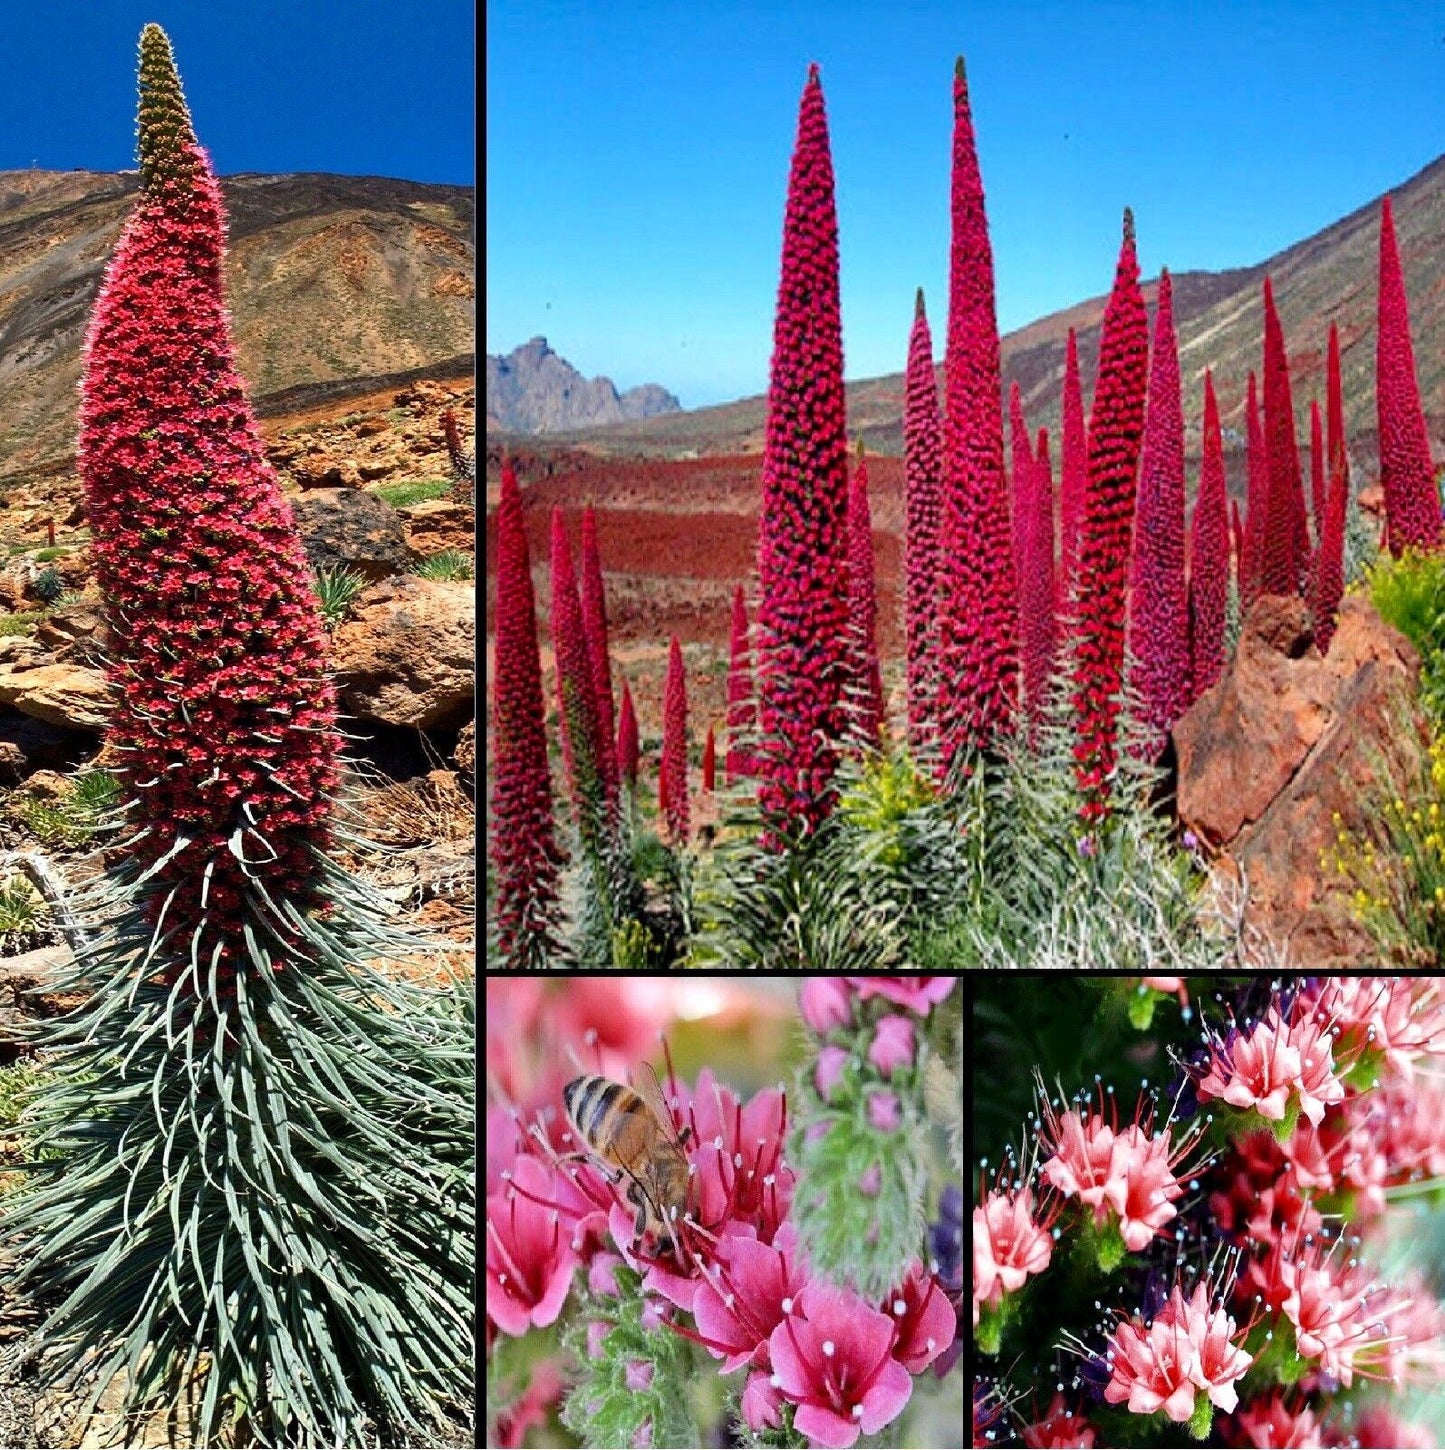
[1312,452,1349,653]
[935,56,1018,774]
[1059,326,1089,617]
[491,464,564,964]
[903,288,944,751]
[1188,372,1231,702]
[661,633,690,843]
[550,509,606,849]
[1376,195,1441,553]
[1071,208,1149,819]
[617,677,640,788]
[1231,499,1245,591]
[847,442,884,744]
[1326,320,1348,484]
[1019,425,1057,725]
[755,64,851,833]
[1242,370,1266,608]
[702,723,717,794]
[1009,380,1033,580]
[1308,400,1326,542]
[1128,269,1189,758]
[725,584,757,784]
[1259,277,1310,595]
[579,503,619,811]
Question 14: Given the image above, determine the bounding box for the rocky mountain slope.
[485,336,680,434]
[531,151,1444,466]
[0,168,474,484]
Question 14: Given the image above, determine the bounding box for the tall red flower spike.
[1241,370,1266,608]
[1259,277,1310,596]
[754,64,852,831]
[579,504,620,812]
[1188,372,1231,703]
[1326,320,1348,484]
[661,634,690,843]
[1127,268,1190,758]
[1070,208,1149,820]
[725,584,757,784]
[488,464,563,963]
[903,287,944,750]
[1376,195,1441,554]
[935,55,1019,774]
[1008,380,1033,580]
[1230,499,1245,593]
[1019,425,1057,725]
[1308,400,1326,543]
[702,724,717,794]
[617,678,640,788]
[549,509,606,846]
[847,443,884,744]
[1059,326,1089,618]
[1311,452,1349,653]
[80,28,343,987]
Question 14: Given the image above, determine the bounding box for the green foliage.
[32,567,64,605]
[1366,549,1445,725]
[0,610,44,635]
[6,771,122,848]
[412,550,474,582]
[33,547,68,563]
[0,874,50,956]
[559,1266,701,1450]
[311,565,367,629]
[374,478,450,509]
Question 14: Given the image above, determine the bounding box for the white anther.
[822,1341,835,1357]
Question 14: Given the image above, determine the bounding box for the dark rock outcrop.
[486,336,680,434]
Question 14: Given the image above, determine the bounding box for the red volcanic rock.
[1376,195,1441,554]
[1128,268,1189,758]
[1188,370,1230,703]
[935,56,1018,771]
[1071,208,1149,820]
[903,288,943,749]
[1174,593,1427,965]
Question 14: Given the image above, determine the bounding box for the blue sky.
[0,0,475,185]
[487,0,1443,409]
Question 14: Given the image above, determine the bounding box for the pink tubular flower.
[1128,269,1190,758]
[1354,1406,1434,1450]
[754,64,852,832]
[903,288,944,749]
[1193,1002,1345,1127]
[1230,1391,1326,1449]
[1209,1131,1322,1246]
[486,1154,580,1336]
[883,1260,957,1374]
[867,1015,916,1078]
[1038,1108,1122,1212]
[1281,1244,1396,1386]
[867,1092,901,1132]
[801,977,856,1033]
[1107,1125,1187,1251]
[1376,194,1441,553]
[847,976,955,1014]
[815,1045,850,1102]
[934,56,1019,770]
[1314,975,1445,1081]
[492,1359,565,1449]
[692,1222,808,1375]
[1022,1392,1096,1449]
[742,1370,785,1432]
[972,1186,1053,1321]
[769,1282,913,1449]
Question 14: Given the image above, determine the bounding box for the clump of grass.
[0,611,45,636]
[374,477,451,509]
[5,769,122,848]
[33,547,68,564]
[32,568,64,606]
[0,874,50,956]
[413,550,473,582]
[312,565,367,629]
[1366,549,1445,726]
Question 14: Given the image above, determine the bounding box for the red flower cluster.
[579,504,620,813]
[1259,277,1311,596]
[754,65,852,833]
[1018,427,1057,726]
[934,56,1019,772]
[80,27,340,985]
[1188,371,1231,700]
[1058,327,1089,622]
[617,679,640,788]
[550,510,607,849]
[902,289,943,750]
[1070,209,1148,819]
[661,634,689,843]
[846,447,884,743]
[489,464,563,962]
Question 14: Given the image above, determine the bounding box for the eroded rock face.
[401,498,475,558]
[1174,593,1426,966]
[330,576,475,729]
[292,488,414,580]
[0,658,110,731]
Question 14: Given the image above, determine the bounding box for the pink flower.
[492,1359,565,1449]
[1021,1392,1096,1449]
[1107,1125,1185,1252]
[693,1223,808,1374]
[769,1282,913,1449]
[973,1186,1053,1317]
[867,1015,916,1078]
[1281,1243,1396,1386]
[847,976,955,1015]
[1230,1391,1325,1448]
[868,1092,901,1132]
[801,978,856,1033]
[815,1045,850,1102]
[1315,976,1445,1082]
[1194,1004,1345,1127]
[486,1154,580,1336]
[882,1261,958,1374]
[741,1370,784,1432]
[1354,1405,1434,1449]
[1039,1109,1120,1211]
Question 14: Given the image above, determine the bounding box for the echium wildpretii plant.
[0,26,473,1448]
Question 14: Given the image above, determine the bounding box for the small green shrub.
[6,771,120,848]
[33,547,68,564]
[413,550,473,582]
[0,611,44,636]
[312,565,367,628]
[375,477,451,509]
[0,874,49,955]
[1366,549,1445,724]
[32,568,64,605]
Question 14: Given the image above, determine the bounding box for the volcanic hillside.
[520,151,1445,467]
[0,168,474,486]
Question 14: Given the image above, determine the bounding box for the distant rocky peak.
[486,337,681,434]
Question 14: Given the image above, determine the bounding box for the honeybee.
[563,1065,694,1259]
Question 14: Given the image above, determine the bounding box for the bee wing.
[635,1059,689,1151]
